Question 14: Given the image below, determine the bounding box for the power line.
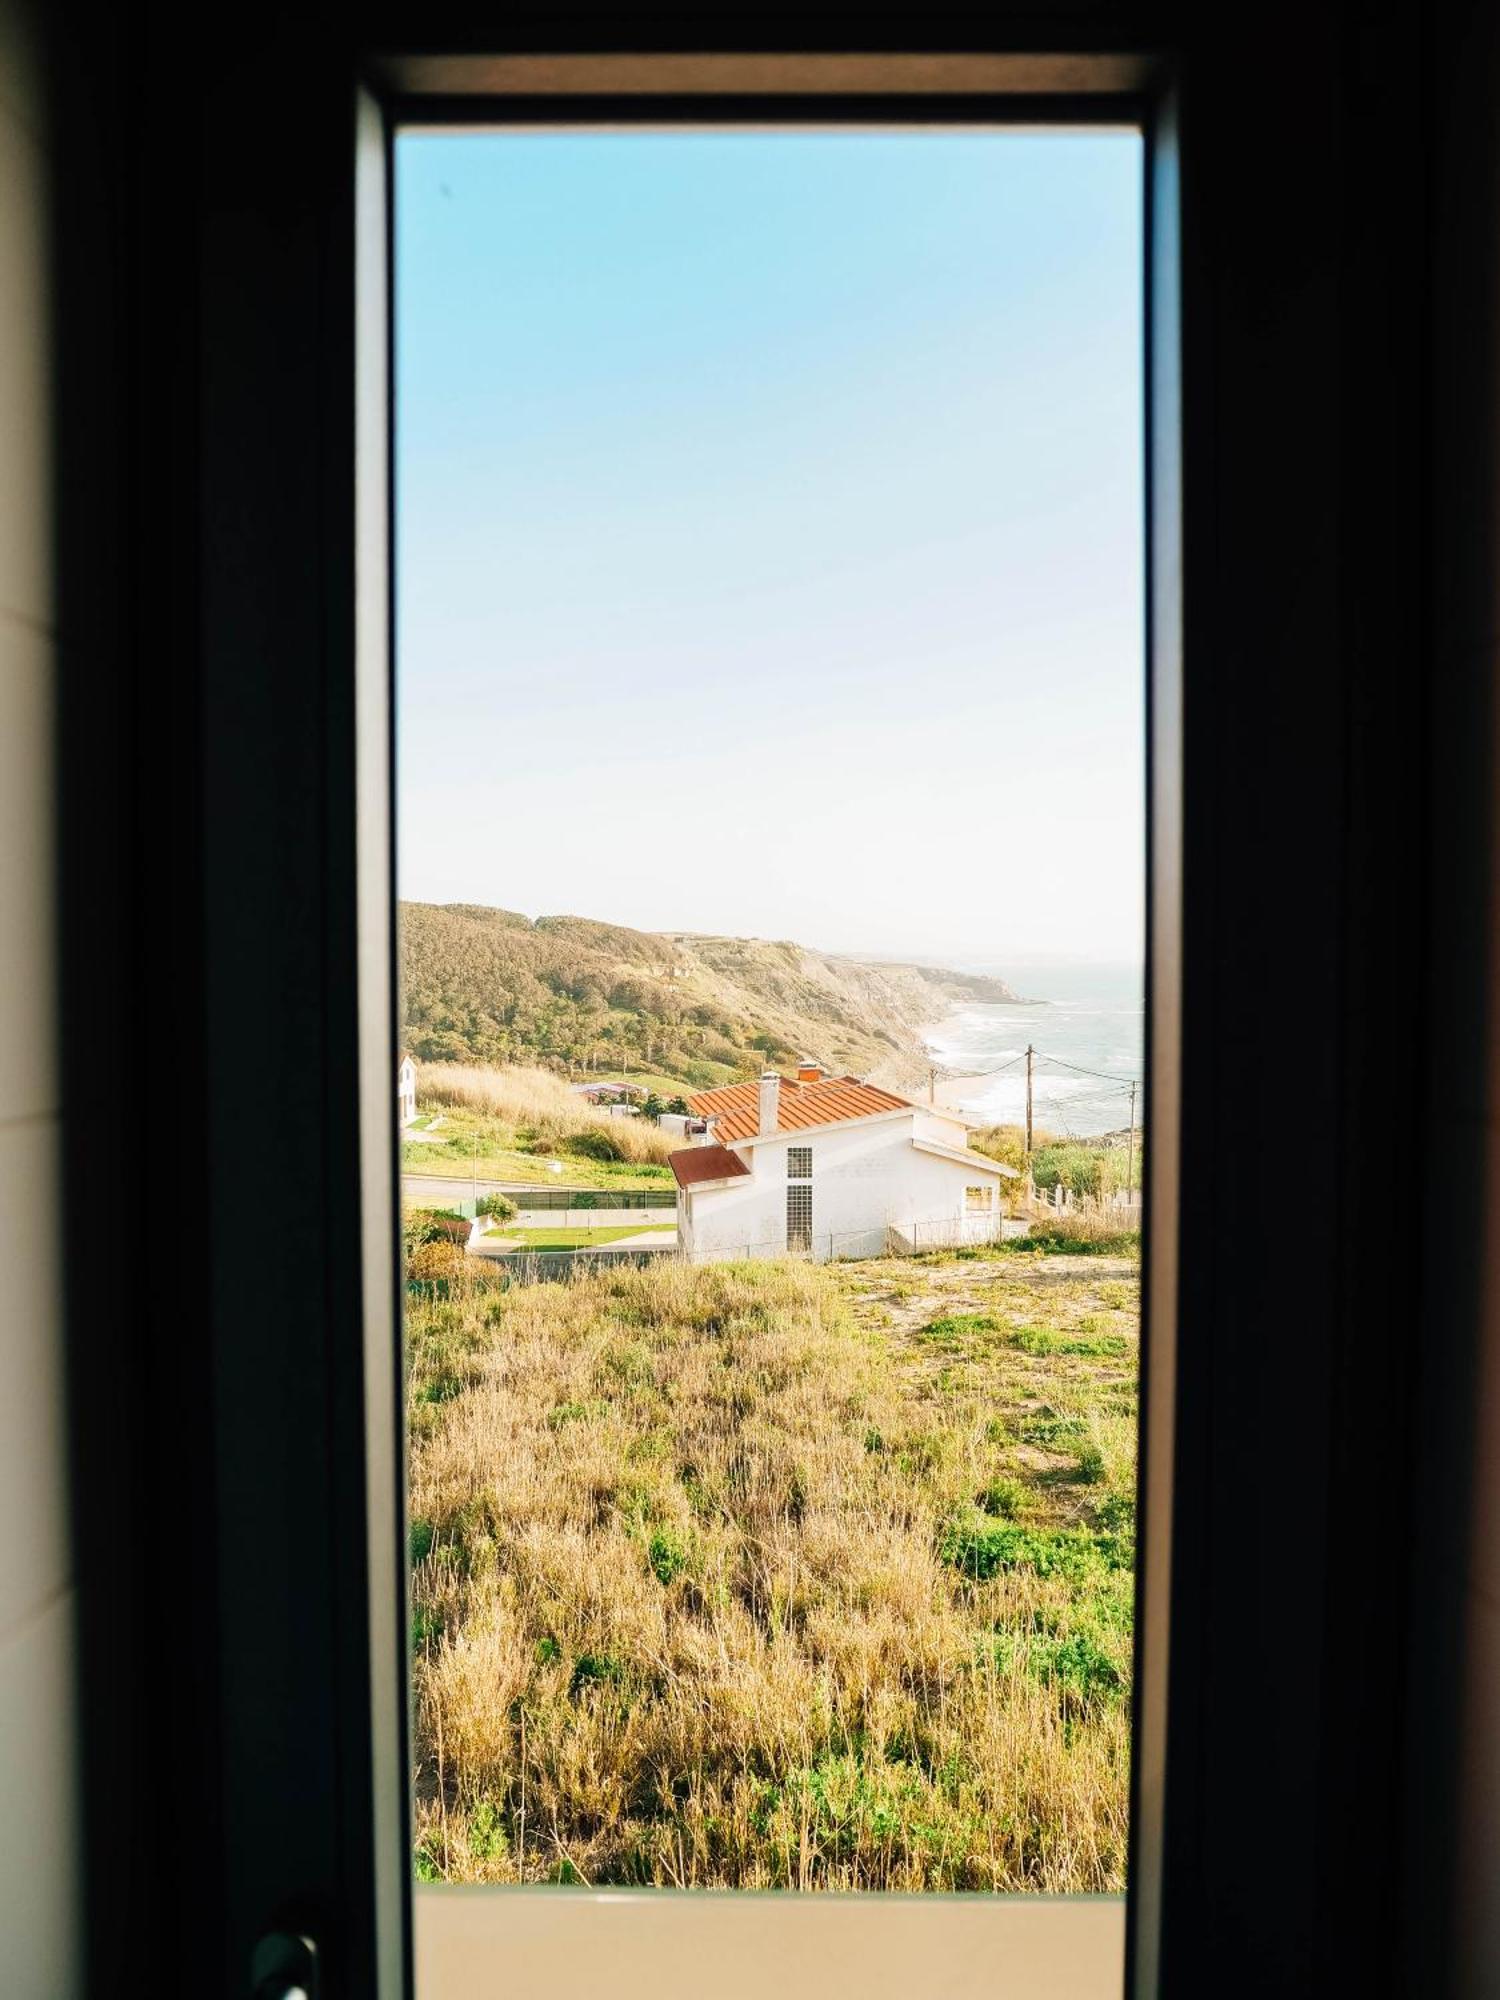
[961,1051,1028,1079]
[1029,1053,1141,1086]
[926,1047,1139,1088]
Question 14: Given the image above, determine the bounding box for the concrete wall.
[0,2,81,1992]
[687,1116,1006,1262]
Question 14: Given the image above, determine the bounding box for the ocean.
[922,957,1144,1138]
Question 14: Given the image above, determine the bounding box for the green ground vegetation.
[970,1124,1143,1204]
[408,1247,1137,1892]
[402,1101,675,1191]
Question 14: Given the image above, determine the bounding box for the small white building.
[570,1080,644,1107]
[656,1113,709,1141]
[671,1065,1018,1263]
[397,1051,417,1127]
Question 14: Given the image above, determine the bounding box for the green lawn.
[487,1224,674,1251]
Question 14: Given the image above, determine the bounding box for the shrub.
[1006,1218,1140,1256]
[1074,1444,1107,1484]
[406,1241,469,1288]
[404,1206,466,1250]
[566,1127,626,1163]
[923,1312,1002,1341]
[1031,1630,1125,1710]
[547,1399,602,1430]
[647,1528,689,1586]
[476,1191,516,1222]
[1094,1489,1136,1532]
[570,1650,625,1695]
[1031,1143,1139,1199]
[977,1477,1026,1519]
[468,1800,507,1862]
[938,1514,1124,1583]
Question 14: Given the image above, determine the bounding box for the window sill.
[415,1884,1125,2000]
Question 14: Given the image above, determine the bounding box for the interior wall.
[0,0,80,1993]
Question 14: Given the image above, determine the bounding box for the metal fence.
[468,1202,1140,1286]
[500,1186,677,1212]
[484,1214,1023,1281]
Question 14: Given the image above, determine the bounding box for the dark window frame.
[62,19,1464,2000]
[370,65,1180,1995]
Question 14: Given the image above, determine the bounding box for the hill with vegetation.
[400,901,1022,1091]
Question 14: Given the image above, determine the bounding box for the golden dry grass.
[408,1252,1137,1891]
[416,1061,678,1166]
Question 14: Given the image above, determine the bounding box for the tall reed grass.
[417,1061,678,1166]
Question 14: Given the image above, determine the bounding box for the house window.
[787,1181,814,1252]
[390,89,1150,1998]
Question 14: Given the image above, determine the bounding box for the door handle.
[251,1931,320,2000]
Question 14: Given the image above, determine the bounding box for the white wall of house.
[684,1113,1010,1263]
[912,1105,976,1147]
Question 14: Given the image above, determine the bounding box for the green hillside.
[399,901,1021,1091]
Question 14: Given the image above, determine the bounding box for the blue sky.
[397,130,1143,963]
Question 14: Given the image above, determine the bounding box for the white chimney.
[758,1070,781,1136]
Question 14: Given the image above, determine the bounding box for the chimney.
[796,1062,825,1084]
[758,1070,781,1135]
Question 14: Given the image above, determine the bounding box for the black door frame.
[58,12,1466,1998]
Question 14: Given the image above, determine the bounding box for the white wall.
[687,1115,1006,1262]
[0,3,81,1991]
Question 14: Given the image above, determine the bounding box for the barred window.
[965,1185,993,1211]
[786,1182,813,1252]
[787,1145,813,1179]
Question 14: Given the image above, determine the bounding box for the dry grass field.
[408,1247,1138,1892]
[416,1061,679,1167]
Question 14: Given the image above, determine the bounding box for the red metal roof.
[669,1143,752,1188]
[686,1075,916,1145]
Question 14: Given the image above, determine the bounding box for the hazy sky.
[396,130,1144,963]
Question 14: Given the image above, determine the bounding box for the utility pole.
[1025,1045,1034,1157]
[1126,1080,1137,1201]
[928,1066,937,1105]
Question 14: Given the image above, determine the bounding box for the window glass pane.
[787,1181,815,1251]
[396,128,1144,1909]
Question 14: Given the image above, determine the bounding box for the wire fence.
[473,1197,1142,1283]
[497,1186,677,1212]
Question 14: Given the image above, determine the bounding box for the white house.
[671,1064,1018,1263]
[397,1051,417,1127]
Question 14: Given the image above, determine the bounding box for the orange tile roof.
[669,1143,753,1188]
[686,1074,917,1144]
